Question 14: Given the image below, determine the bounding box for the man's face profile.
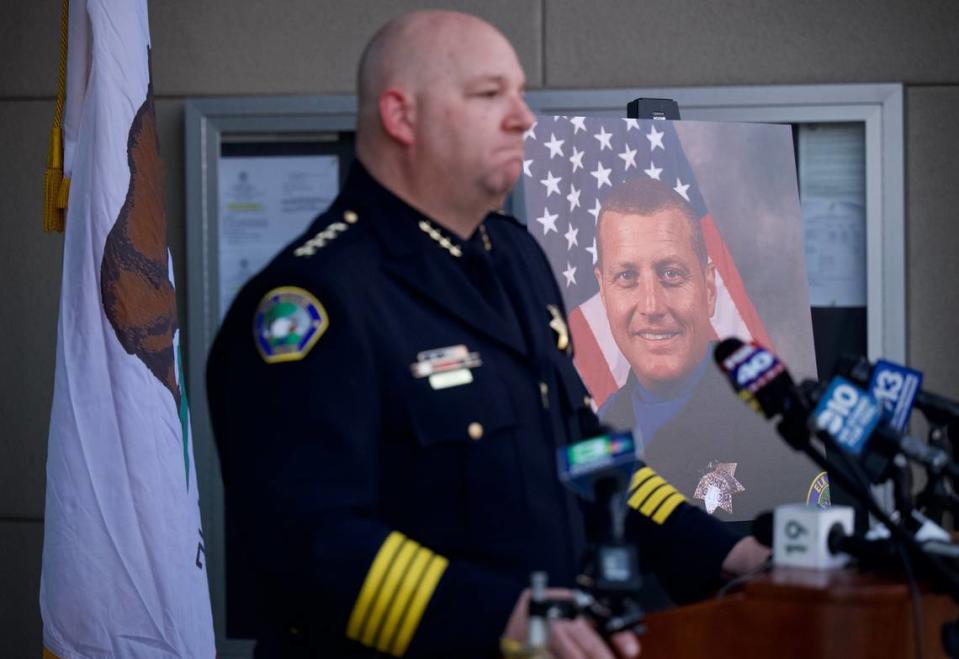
[410,22,533,208]
[595,208,717,395]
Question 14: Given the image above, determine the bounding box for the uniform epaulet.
[293,209,361,258]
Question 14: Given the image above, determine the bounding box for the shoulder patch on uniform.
[253,286,329,363]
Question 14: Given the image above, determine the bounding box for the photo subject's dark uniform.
[601,362,817,521]
[207,163,741,658]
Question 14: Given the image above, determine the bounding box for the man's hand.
[503,588,641,659]
[720,535,771,579]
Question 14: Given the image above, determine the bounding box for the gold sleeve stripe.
[345,532,450,657]
[628,475,665,510]
[628,466,655,494]
[346,531,404,640]
[391,554,449,656]
[360,539,419,646]
[652,491,687,525]
[375,548,431,652]
[639,484,678,517]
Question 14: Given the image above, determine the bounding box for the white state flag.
[40,0,216,657]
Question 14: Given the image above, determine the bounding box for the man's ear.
[594,264,606,307]
[379,88,415,146]
[704,259,717,318]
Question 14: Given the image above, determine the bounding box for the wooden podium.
[640,567,958,658]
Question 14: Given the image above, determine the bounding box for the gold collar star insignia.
[547,304,569,352]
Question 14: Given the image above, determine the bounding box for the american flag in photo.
[521,115,772,408]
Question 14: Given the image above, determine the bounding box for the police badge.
[694,462,745,515]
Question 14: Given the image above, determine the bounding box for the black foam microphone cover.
[751,510,773,548]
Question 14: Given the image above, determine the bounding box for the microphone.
[713,339,904,535]
[809,376,959,481]
[772,503,854,569]
[556,430,647,637]
[825,522,900,569]
[836,354,959,429]
[713,338,811,451]
[557,430,638,502]
[751,510,774,548]
[835,356,959,525]
[804,375,893,484]
[715,339,959,603]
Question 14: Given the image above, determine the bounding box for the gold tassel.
[43,0,70,233]
[57,176,71,210]
[43,127,66,233]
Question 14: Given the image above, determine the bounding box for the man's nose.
[506,94,535,133]
[636,276,666,317]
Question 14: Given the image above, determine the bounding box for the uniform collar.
[341,161,527,357]
[342,161,492,259]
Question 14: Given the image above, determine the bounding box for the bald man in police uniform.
[207,10,767,658]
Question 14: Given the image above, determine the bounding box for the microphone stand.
[918,422,959,524]
[776,415,959,656]
[575,476,647,637]
[514,466,647,656]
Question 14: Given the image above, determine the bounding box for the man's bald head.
[356,11,512,132]
[353,10,533,236]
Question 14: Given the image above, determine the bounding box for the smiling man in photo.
[595,177,718,443]
[593,175,815,523]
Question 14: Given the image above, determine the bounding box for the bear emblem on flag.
[100,74,181,407]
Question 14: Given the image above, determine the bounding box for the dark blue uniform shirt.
[207,163,740,658]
